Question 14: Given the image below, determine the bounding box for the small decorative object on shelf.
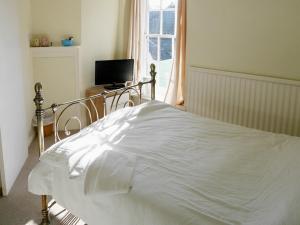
[31,35,51,47]
[40,36,50,47]
[62,36,74,46]
[31,37,40,47]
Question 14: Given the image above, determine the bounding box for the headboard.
[34,64,156,154]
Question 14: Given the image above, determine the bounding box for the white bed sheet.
[29,101,300,225]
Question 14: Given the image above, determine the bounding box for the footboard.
[33,64,157,224]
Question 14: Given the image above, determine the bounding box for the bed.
[29,65,300,225]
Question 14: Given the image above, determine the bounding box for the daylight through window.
[143,0,178,100]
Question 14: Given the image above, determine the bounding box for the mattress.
[29,101,300,225]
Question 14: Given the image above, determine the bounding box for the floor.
[0,135,85,225]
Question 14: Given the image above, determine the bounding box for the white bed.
[29,101,300,225]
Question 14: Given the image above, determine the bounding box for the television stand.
[104,83,125,90]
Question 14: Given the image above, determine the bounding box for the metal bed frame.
[33,64,157,224]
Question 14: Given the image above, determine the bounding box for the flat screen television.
[95,59,134,89]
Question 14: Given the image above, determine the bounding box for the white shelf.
[31,46,80,58]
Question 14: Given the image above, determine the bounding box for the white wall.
[187,0,300,81]
[0,130,4,193]
[19,0,35,144]
[0,0,33,195]
[31,0,81,46]
[80,0,120,94]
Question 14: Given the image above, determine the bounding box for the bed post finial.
[34,83,50,225]
[150,64,156,100]
[34,82,45,156]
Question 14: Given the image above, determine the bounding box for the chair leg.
[41,195,50,225]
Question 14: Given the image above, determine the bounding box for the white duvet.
[29,101,300,225]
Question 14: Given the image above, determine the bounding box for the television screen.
[95,59,134,86]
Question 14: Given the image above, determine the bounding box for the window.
[143,0,177,100]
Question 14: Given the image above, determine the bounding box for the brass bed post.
[34,83,50,225]
[150,64,156,100]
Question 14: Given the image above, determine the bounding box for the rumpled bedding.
[29,101,300,225]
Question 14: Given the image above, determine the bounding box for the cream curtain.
[127,0,145,83]
[164,0,187,105]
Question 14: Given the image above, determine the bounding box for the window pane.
[149,11,161,34]
[160,38,172,60]
[163,11,175,35]
[149,0,160,10]
[162,0,176,9]
[149,37,158,60]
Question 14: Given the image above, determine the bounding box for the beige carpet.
[0,135,86,225]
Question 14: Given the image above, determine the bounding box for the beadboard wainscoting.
[186,67,300,136]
